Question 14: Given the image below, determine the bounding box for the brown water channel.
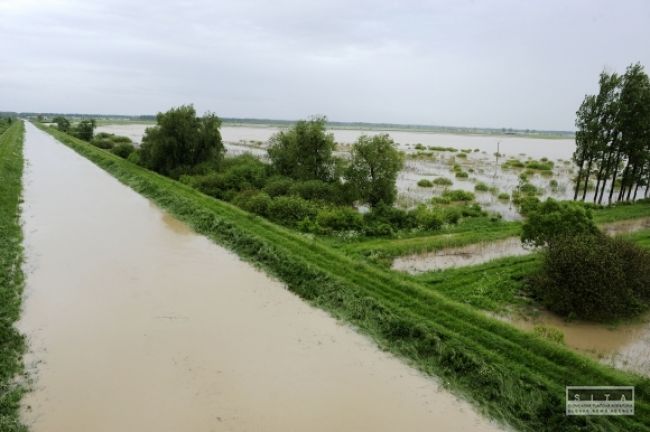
[18,123,502,431]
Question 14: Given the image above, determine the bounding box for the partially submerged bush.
[530,234,650,321]
[417,179,433,187]
[455,171,469,178]
[521,198,598,247]
[432,177,453,186]
[442,189,475,202]
[474,182,489,192]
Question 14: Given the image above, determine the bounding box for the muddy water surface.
[510,312,650,376]
[19,122,502,431]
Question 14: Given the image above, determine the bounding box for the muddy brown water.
[508,312,650,377]
[19,122,502,431]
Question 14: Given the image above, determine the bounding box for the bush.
[443,207,462,224]
[455,171,469,178]
[521,198,598,247]
[289,179,339,203]
[414,207,443,230]
[127,150,141,165]
[111,142,136,159]
[365,204,416,230]
[417,179,433,187]
[433,177,453,186]
[531,234,650,321]
[520,183,539,196]
[233,191,272,217]
[267,195,319,226]
[219,154,270,191]
[431,196,451,205]
[316,207,363,231]
[263,176,294,197]
[474,182,489,192]
[363,222,395,237]
[442,189,475,202]
[498,192,510,200]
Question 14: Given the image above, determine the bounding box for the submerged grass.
[0,121,27,432]
[37,123,650,432]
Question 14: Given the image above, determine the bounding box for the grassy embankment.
[342,202,650,264]
[0,120,27,432]
[37,123,650,432]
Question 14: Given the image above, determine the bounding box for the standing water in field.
[18,122,502,431]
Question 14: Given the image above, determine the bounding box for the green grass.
[36,123,650,432]
[414,254,541,313]
[624,228,650,250]
[0,120,27,432]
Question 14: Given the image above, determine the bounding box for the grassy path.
[37,123,650,432]
[0,120,27,432]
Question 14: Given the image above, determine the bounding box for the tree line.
[573,63,650,204]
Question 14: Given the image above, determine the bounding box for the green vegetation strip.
[343,203,650,261]
[37,123,650,432]
[0,121,27,432]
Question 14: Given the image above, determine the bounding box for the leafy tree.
[140,105,224,177]
[71,119,96,141]
[52,116,70,132]
[573,64,650,203]
[521,198,598,247]
[531,234,650,321]
[345,134,403,207]
[267,116,336,181]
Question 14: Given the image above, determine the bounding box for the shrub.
[316,207,363,231]
[443,207,462,224]
[521,198,598,247]
[455,171,469,178]
[431,196,451,205]
[127,150,141,165]
[456,153,467,159]
[474,182,489,192]
[267,195,319,226]
[442,189,475,202]
[417,179,433,187]
[520,183,539,195]
[432,177,453,186]
[364,222,395,237]
[460,203,484,218]
[263,176,294,197]
[414,143,425,150]
[111,142,136,159]
[549,179,559,190]
[530,234,650,321]
[365,204,416,230]
[498,192,510,200]
[414,207,444,230]
[219,154,270,191]
[289,179,339,203]
[234,191,272,217]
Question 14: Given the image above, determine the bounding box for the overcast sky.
[1,0,649,130]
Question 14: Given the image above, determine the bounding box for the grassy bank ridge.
[36,123,650,431]
[0,120,27,432]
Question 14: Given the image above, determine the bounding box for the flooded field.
[96,123,581,220]
[392,217,650,273]
[509,311,650,377]
[19,122,502,431]
[392,237,530,273]
[96,123,576,159]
